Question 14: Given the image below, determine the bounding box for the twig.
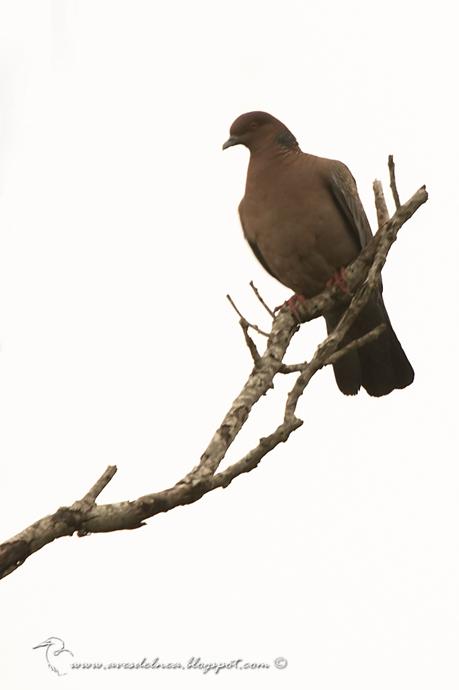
[373,179,389,228]
[249,281,275,317]
[324,324,386,366]
[239,319,261,364]
[388,155,401,209]
[211,417,304,489]
[279,362,308,374]
[0,465,118,579]
[72,465,118,513]
[226,294,270,337]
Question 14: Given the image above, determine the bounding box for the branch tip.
[249,281,275,317]
[388,154,401,209]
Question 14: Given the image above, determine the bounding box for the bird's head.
[33,636,63,651]
[222,111,298,154]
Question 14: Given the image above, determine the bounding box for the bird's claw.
[275,293,308,322]
[326,267,349,294]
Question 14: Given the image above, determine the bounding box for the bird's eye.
[250,120,258,129]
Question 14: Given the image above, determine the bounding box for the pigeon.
[223,111,414,396]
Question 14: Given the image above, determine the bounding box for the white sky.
[0,1,457,688]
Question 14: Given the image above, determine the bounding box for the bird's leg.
[326,266,349,294]
[275,293,308,322]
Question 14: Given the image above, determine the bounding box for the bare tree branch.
[279,362,308,374]
[388,154,401,208]
[249,280,275,317]
[226,293,270,337]
[0,180,428,581]
[239,318,261,365]
[72,466,118,513]
[373,179,389,228]
[324,324,386,366]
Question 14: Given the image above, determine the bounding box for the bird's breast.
[239,178,357,297]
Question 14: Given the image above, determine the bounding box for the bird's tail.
[324,293,414,397]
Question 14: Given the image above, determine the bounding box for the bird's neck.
[248,133,300,158]
[247,145,301,185]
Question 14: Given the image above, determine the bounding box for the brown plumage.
[223,111,414,397]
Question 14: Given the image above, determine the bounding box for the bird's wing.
[328,160,384,293]
[328,161,374,250]
[246,237,277,279]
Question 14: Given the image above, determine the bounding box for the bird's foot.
[326,267,349,294]
[275,293,308,322]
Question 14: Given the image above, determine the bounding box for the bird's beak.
[222,136,240,150]
[33,641,49,649]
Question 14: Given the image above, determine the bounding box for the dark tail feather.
[324,293,414,397]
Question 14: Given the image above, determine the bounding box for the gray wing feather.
[329,161,373,250]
